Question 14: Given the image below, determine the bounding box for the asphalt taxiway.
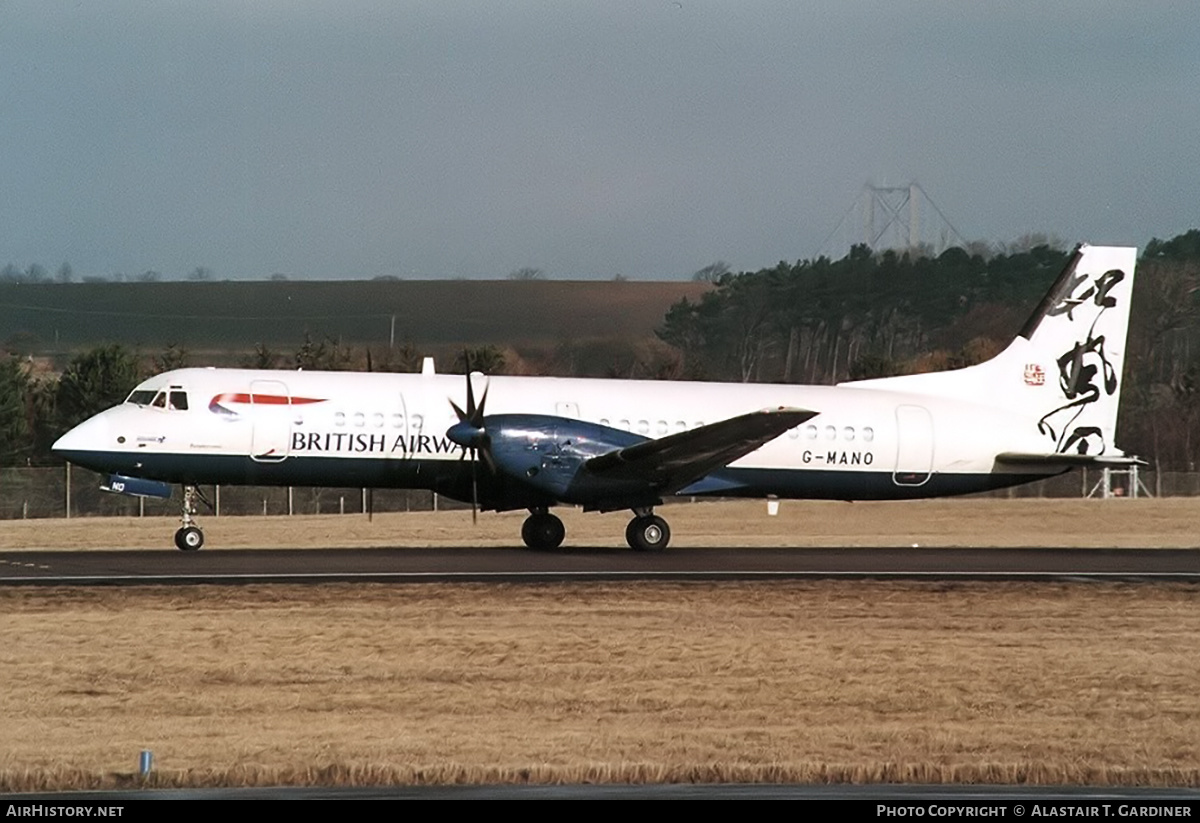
[2,546,1198,585]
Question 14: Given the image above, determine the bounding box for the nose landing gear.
[173,484,206,551]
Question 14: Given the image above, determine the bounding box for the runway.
[2,546,1199,585]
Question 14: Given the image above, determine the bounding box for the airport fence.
[0,463,1191,521]
[0,466,452,520]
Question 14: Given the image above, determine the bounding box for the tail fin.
[842,244,1138,457]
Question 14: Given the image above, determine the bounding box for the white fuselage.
[54,365,1058,505]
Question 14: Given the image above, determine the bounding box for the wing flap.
[585,406,817,493]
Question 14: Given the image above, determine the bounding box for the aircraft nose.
[52,412,111,468]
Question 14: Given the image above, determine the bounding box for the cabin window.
[824,425,837,441]
[805,425,818,440]
[674,421,687,433]
[862,427,875,442]
[600,418,610,426]
[335,412,346,427]
[353,412,365,427]
[637,420,650,435]
[411,414,424,431]
[392,413,405,429]
[372,413,384,428]
[619,419,631,431]
[656,421,668,435]
[843,427,854,441]
[788,427,800,439]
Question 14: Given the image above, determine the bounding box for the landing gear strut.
[626,509,670,552]
[173,484,205,551]
[521,509,565,550]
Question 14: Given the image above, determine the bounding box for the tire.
[174,526,204,552]
[521,513,565,550]
[626,515,670,552]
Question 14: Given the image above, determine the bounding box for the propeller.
[446,358,493,522]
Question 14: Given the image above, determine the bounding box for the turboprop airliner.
[53,244,1138,552]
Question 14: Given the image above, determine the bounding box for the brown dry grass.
[3,581,1200,790]
[4,497,1200,550]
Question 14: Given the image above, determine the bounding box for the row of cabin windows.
[793,424,874,442]
[598,418,874,443]
[600,419,695,436]
[331,411,424,431]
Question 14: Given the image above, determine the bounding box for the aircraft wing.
[585,407,817,494]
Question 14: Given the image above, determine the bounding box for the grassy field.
[0,279,710,354]
[3,498,1199,791]
[2,580,1199,790]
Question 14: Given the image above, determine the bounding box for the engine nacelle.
[485,414,654,506]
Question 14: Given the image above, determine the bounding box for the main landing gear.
[519,506,672,552]
[521,509,565,550]
[625,509,670,552]
[173,484,205,551]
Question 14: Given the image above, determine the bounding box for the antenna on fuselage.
[422,357,435,375]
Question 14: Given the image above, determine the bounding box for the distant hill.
[0,279,710,354]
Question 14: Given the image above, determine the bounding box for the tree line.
[0,263,222,284]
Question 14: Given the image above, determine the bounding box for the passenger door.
[249,379,292,462]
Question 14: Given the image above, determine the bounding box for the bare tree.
[1004,233,1066,254]
[692,261,731,283]
[507,267,545,281]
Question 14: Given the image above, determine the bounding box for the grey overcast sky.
[2,2,1197,280]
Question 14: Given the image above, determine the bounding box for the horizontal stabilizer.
[587,406,817,494]
[995,452,1144,468]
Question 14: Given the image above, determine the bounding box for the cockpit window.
[127,388,188,410]
[127,390,158,406]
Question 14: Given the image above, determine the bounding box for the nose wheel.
[626,512,670,552]
[521,510,565,550]
[174,484,206,551]
[174,526,204,551]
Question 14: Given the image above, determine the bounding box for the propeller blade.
[446,359,492,521]
[471,451,478,525]
[472,383,489,426]
[479,438,497,475]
